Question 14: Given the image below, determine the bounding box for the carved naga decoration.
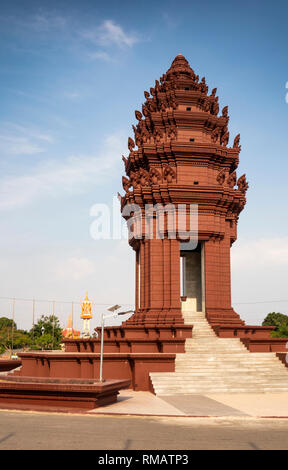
[163,166,176,183]
[122,155,128,172]
[135,110,142,121]
[211,87,217,97]
[222,106,229,118]
[220,129,230,146]
[149,167,162,185]
[237,174,249,193]
[117,192,126,209]
[128,137,135,152]
[227,171,237,188]
[233,133,241,150]
[211,127,220,143]
[217,169,226,185]
[139,168,150,186]
[204,98,211,112]
[122,176,131,193]
[199,77,208,94]
[130,171,141,189]
[211,97,219,116]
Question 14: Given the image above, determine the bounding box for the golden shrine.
[80,291,93,337]
[62,314,80,339]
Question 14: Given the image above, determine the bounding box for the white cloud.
[5,123,54,142]
[0,135,45,155]
[82,20,139,49]
[0,131,125,211]
[232,237,288,268]
[231,236,288,323]
[87,51,113,62]
[62,91,82,100]
[0,122,54,156]
[55,256,95,281]
[162,12,181,30]
[32,13,67,32]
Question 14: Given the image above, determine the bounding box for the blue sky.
[0,0,287,330]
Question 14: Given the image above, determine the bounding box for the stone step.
[184,321,212,324]
[176,364,283,368]
[175,360,282,364]
[184,342,247,346]
[185,342,244,346]
[150,312,288,395]
[151,369,288,376]
[151,383,288,389]
[176,353,278,357]
[185,346,246,348]
[175,359,282,364]
[185,340,244,343]
[156,388,288,395]
[154,383,288,389]
[189,331,215,340]
[174,365,285,370]
[185,338,244,342]
[185,345,244,348]
[153,381,288,387]
[151,370,287,376]
[151,376,288,383]
[152,380,288,386]
[152,384,288,391]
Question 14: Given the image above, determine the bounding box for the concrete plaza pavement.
[88,389,288,418]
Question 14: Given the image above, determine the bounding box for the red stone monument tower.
[2,55,287,409]
[120,53,249,328]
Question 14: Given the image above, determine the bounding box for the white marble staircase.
[150,311,288,395]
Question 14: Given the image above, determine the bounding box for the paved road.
[0,410,288,450]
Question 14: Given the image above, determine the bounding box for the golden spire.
[80,291,93,319]
[67,314,72,329]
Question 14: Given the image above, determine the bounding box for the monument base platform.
[0,359,22,373]
[277,353,288,368]
[212,325,276,339]
[212,324,288,352]
[206,308,245,327]
[0,376,130,412]
[241,337,288,353]
[10,351,177,391]
[5,323,192,394]
[63,324,193,355]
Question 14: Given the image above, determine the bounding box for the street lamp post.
[41,325,45,351]
[99,305,134,382]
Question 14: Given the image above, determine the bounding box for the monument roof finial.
[166,53,193,76]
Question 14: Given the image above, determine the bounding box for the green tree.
[0,317,16,330]
[29,315,62,350]
[262,312,288,338]
[0,317,31,354]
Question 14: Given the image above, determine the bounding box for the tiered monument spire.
[120,54,249,327]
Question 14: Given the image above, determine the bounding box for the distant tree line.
[262,312,288,337]
[0,315,63,354]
